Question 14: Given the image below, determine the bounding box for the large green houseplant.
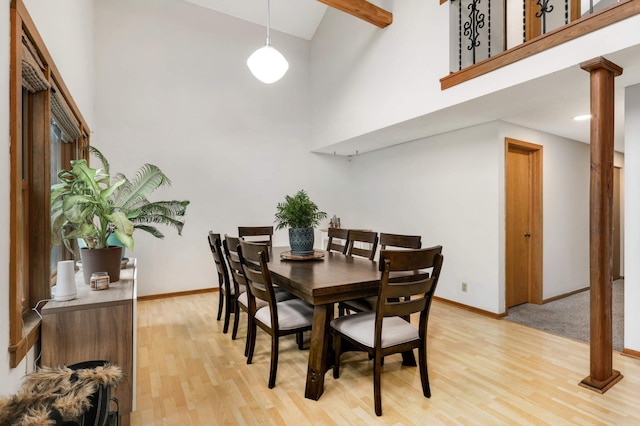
[51,146,189,283]
[274,189,327,256]
[51,157,133,283]
[89,146,190,242]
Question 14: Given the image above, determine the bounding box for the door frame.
[505,138,543,308]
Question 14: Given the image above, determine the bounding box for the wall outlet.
[462,282,468,292]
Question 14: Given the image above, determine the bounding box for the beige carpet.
[504,279,624,351]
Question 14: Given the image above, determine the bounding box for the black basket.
[66,360,120,426]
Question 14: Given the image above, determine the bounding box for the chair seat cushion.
[330,312,419,348]
[237,291,267,310]
[255,299,314,330]
[237,286,293,310]
[342,296,377,312]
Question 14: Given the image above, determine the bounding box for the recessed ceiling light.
[573,114,591,121]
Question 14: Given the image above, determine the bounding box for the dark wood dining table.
[267,246,416,400]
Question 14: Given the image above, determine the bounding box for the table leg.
[305,303,332,400]
[401,350,417,366]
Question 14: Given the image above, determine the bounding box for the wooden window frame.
[9,0,90,368]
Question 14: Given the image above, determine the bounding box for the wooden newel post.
[579,57,623,393]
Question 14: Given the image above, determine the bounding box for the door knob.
[524,232,531,237]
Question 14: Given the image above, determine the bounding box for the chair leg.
[216,275,224,321]
[418,343,431,398]
[296,331,304,350]
[222,295,232,334]
[268,335,279,389]
[332,335,342,379]
[338,303,346,317]
[374,354,383,416]
[231,304,241,340]
[247,321,257,364]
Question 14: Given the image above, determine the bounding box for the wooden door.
[505,139,543,309]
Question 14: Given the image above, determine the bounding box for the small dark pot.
[289,227,315,256]
[80,246,123,285]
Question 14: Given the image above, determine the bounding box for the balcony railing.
[442,0,640,89]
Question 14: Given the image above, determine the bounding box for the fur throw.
[0,363,122,426]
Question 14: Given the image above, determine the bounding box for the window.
[9,0,90,367]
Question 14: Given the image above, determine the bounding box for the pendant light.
[247,0,289,84]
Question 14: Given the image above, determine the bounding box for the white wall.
[23,0,95,125]
[346,123,502,312]
[343,121,591,314]
[93,0,350,296]
[310,0,640,150]
[624,83,640,351]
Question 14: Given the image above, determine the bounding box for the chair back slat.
[346,230,378,260]
[239,226,274,246]
[208,231,231,292]
[223,235,246,289]
[208,232,225,273]
[383,298,427,318]
[327,228,349,254]
[238,240,275,305]
[384,279,433,300]
[380,233,422,250]
[380,246,441,272]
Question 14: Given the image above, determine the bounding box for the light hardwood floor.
[132,292,640,425]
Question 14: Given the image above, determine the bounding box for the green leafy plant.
[51,146,189,254]
[51,158,134,252]
[90,147,190,240]
[274,190,327,230]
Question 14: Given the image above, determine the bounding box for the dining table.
[266,246,418,400]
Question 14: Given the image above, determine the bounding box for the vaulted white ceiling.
[183,0,328,40]
[182,0,639,155]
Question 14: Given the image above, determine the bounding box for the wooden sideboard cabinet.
[41,259,137,426]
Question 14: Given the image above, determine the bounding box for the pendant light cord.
[266,0,271,46]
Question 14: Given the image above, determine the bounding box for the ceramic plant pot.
[78,234,127,260]
[80,246,123,285]
[289,227,314,256]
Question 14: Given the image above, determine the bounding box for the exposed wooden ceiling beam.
[318,0,392,28]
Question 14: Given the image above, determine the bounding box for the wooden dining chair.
[340,233,423,314]
[326,228,349,254]
[223,236,294,354]
[238,240,314,389]
[337,230,379,316]
[330,246,443,416]
[208,231,236,334]
[345,229,378,260]
[238,226,274,246]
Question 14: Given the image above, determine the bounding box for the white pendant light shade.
[247,45,289,84]
[248,0,288,84]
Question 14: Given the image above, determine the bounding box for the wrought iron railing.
[449,0,618,72]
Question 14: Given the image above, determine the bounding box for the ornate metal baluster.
[535,0,554,34]
[488,0,491,58]
[463,0,485,64]
[458,0,463,70]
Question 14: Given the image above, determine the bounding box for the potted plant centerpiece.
[51,146,189,284]
[274,190,327,256]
